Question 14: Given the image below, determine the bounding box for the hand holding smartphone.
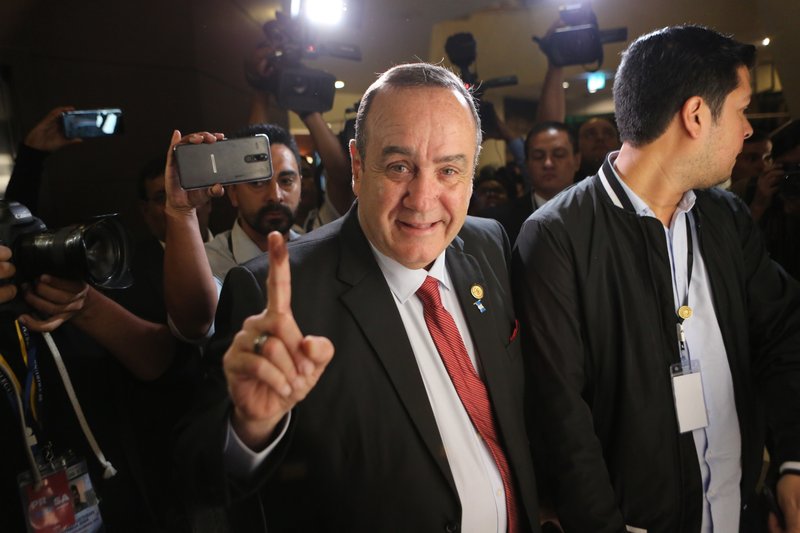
[174,134,273,190]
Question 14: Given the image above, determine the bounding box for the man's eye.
[389,163,409,173]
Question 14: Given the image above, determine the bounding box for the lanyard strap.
[673,213,694,325]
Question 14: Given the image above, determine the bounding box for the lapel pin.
[473,300,487,314]
[470,284,484,300]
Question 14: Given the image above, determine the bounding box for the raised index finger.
[266,231,292,316]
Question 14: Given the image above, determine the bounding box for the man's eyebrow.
[379,146,468,165]
[434,154,468,165]
[276,169,299,178]
[381,145,413,158]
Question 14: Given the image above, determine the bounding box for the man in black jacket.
[514,25,800,533]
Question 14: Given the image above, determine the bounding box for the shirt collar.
[369,244,450,305]
[604,151,696,222]
[231,219,265,264]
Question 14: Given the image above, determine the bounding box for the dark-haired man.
[176,62,541,532]
[514,25,800,532]
[163,124,302,340]
[481,121,580,244]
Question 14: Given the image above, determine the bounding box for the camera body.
[0,201,131,289]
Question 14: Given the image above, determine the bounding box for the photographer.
[5,106,81,213]
[754,121,800,280]
[245,17,353,229]
[2,108,196,530]
[0,244,186,531]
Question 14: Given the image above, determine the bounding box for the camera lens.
[12,217,131,289]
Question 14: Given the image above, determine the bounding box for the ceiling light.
[761,37,771,46]
[335,80,345,89]
[562,81,570,89]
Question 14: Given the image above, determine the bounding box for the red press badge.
[19,469,76,532]
[18,457,104,533]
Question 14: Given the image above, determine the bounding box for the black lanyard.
[673,214,695,352]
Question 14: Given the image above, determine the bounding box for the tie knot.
[416,276,443,310]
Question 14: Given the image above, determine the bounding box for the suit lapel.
[446,241,520,449]
[336,208,457,496]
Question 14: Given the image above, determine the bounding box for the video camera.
[0,201,132,310]
[247,11,361,114]
[445,32,518,137]
[534,3,627,68]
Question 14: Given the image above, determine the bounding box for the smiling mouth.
[398,220,439,231]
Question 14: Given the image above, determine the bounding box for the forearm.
[536,65,566,123]
[164,207,218,338]
[6,144,49,211]
[72,288,175,380]
[302,112,353,214]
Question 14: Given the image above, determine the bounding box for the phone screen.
[61,109,124,139]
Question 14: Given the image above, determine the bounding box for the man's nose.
[264,179,282,202]
[404,170,439,211]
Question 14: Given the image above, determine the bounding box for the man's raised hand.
[224,232,334,450]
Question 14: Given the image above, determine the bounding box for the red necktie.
[416,276,519,533]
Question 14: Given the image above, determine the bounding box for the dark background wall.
[0,0,264,239]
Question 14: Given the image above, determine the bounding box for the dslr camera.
[0,201,131,303]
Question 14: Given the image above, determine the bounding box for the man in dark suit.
[176,63,540,532]
[480,121,579,245]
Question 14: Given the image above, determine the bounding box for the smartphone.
[174,134,273,190]
[61,109,124,139]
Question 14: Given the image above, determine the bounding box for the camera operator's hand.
[0,246,18,304]
[25,106,82,152]
[18,275,88,332]
[750,166,783,222]
[164,130,226,216]
[245,40,279,87]
[226,232,334,450]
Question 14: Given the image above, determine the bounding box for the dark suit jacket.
[177,206,540,532]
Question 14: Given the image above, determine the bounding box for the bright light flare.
[334,80,345,89]
[761,37,771,46]
[304,0,345,26]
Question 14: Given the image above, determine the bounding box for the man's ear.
[227,184,240,208]
[349,139,362,197]
[680,96,706,139]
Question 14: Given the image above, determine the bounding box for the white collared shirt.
[371,246,507,533]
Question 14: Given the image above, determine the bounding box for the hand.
[164,130,225,216]
[18,275,89,332]
[24,106,82,152]
[244,40,279,85]
[0,245,18,304]
[769,474,800,533]
[753,166,784,206]
[224,232,334,450]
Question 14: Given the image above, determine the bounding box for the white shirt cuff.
[780,461,800,475]
[223,412,291,479]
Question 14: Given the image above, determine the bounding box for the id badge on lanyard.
[17,456,104,533]
[668,216,709,434]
